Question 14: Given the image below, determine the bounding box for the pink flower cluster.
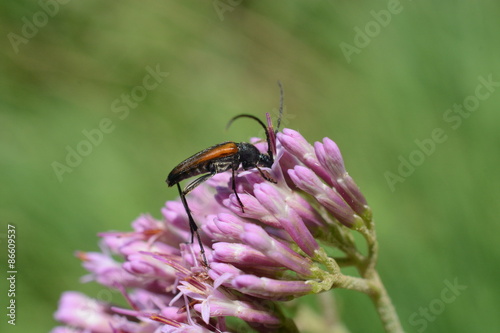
[52,128,368,333]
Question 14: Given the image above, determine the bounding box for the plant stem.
[355,219,404,333]
[367,271,404,333]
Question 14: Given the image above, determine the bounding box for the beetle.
[166,82,283,264]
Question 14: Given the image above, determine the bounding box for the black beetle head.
[258,153,273,168]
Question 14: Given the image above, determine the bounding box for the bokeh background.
[1,1,499,332]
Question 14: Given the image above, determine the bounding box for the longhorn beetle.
[166,82,284,265]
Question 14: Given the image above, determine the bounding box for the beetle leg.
[176,183,207,265]
[183,172,216,196]
[256,166,277,183]
[232,167,245,213]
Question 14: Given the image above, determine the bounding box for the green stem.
[356,220,404,333]
[357,224,378,274]
[366,271,404,333]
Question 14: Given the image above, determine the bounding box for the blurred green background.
[1,1,499,332]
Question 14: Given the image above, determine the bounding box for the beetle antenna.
[276,80,284,134]
[226,114,273,161]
